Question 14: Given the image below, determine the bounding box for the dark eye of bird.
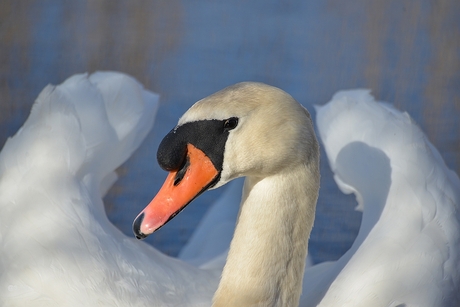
[223,117,238,131]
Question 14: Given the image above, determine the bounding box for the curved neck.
[212,164,319,307]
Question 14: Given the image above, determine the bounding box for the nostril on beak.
[173,156,190,186]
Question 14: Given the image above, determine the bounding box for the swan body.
[299,90,460,306]
[0,72,219,306]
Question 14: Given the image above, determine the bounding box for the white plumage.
[0,72,218,307]
[300,90,460,306]
[0,74,458,306]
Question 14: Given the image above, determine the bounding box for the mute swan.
[0,72,220,306]
[133,85,460,307]
[3,74,458,307]
[133,82,321,307]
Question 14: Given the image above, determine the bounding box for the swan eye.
[223,117,238,131]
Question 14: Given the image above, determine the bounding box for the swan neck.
[213,164,319,307]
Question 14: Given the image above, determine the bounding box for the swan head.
[133,82,317,239]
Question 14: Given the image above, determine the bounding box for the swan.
[133,82,321,307]
[3,73,458,306]
[133,85,460,307]
[0,72,220,306]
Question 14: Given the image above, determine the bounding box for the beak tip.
[133,212,148,240]
[135,234,146,240]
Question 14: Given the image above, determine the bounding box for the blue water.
[1,0,459,265]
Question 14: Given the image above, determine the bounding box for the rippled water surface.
[1,1,459,264]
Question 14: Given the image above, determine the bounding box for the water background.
[1,1,459,264]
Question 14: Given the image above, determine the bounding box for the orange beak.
[133,143,219,239]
